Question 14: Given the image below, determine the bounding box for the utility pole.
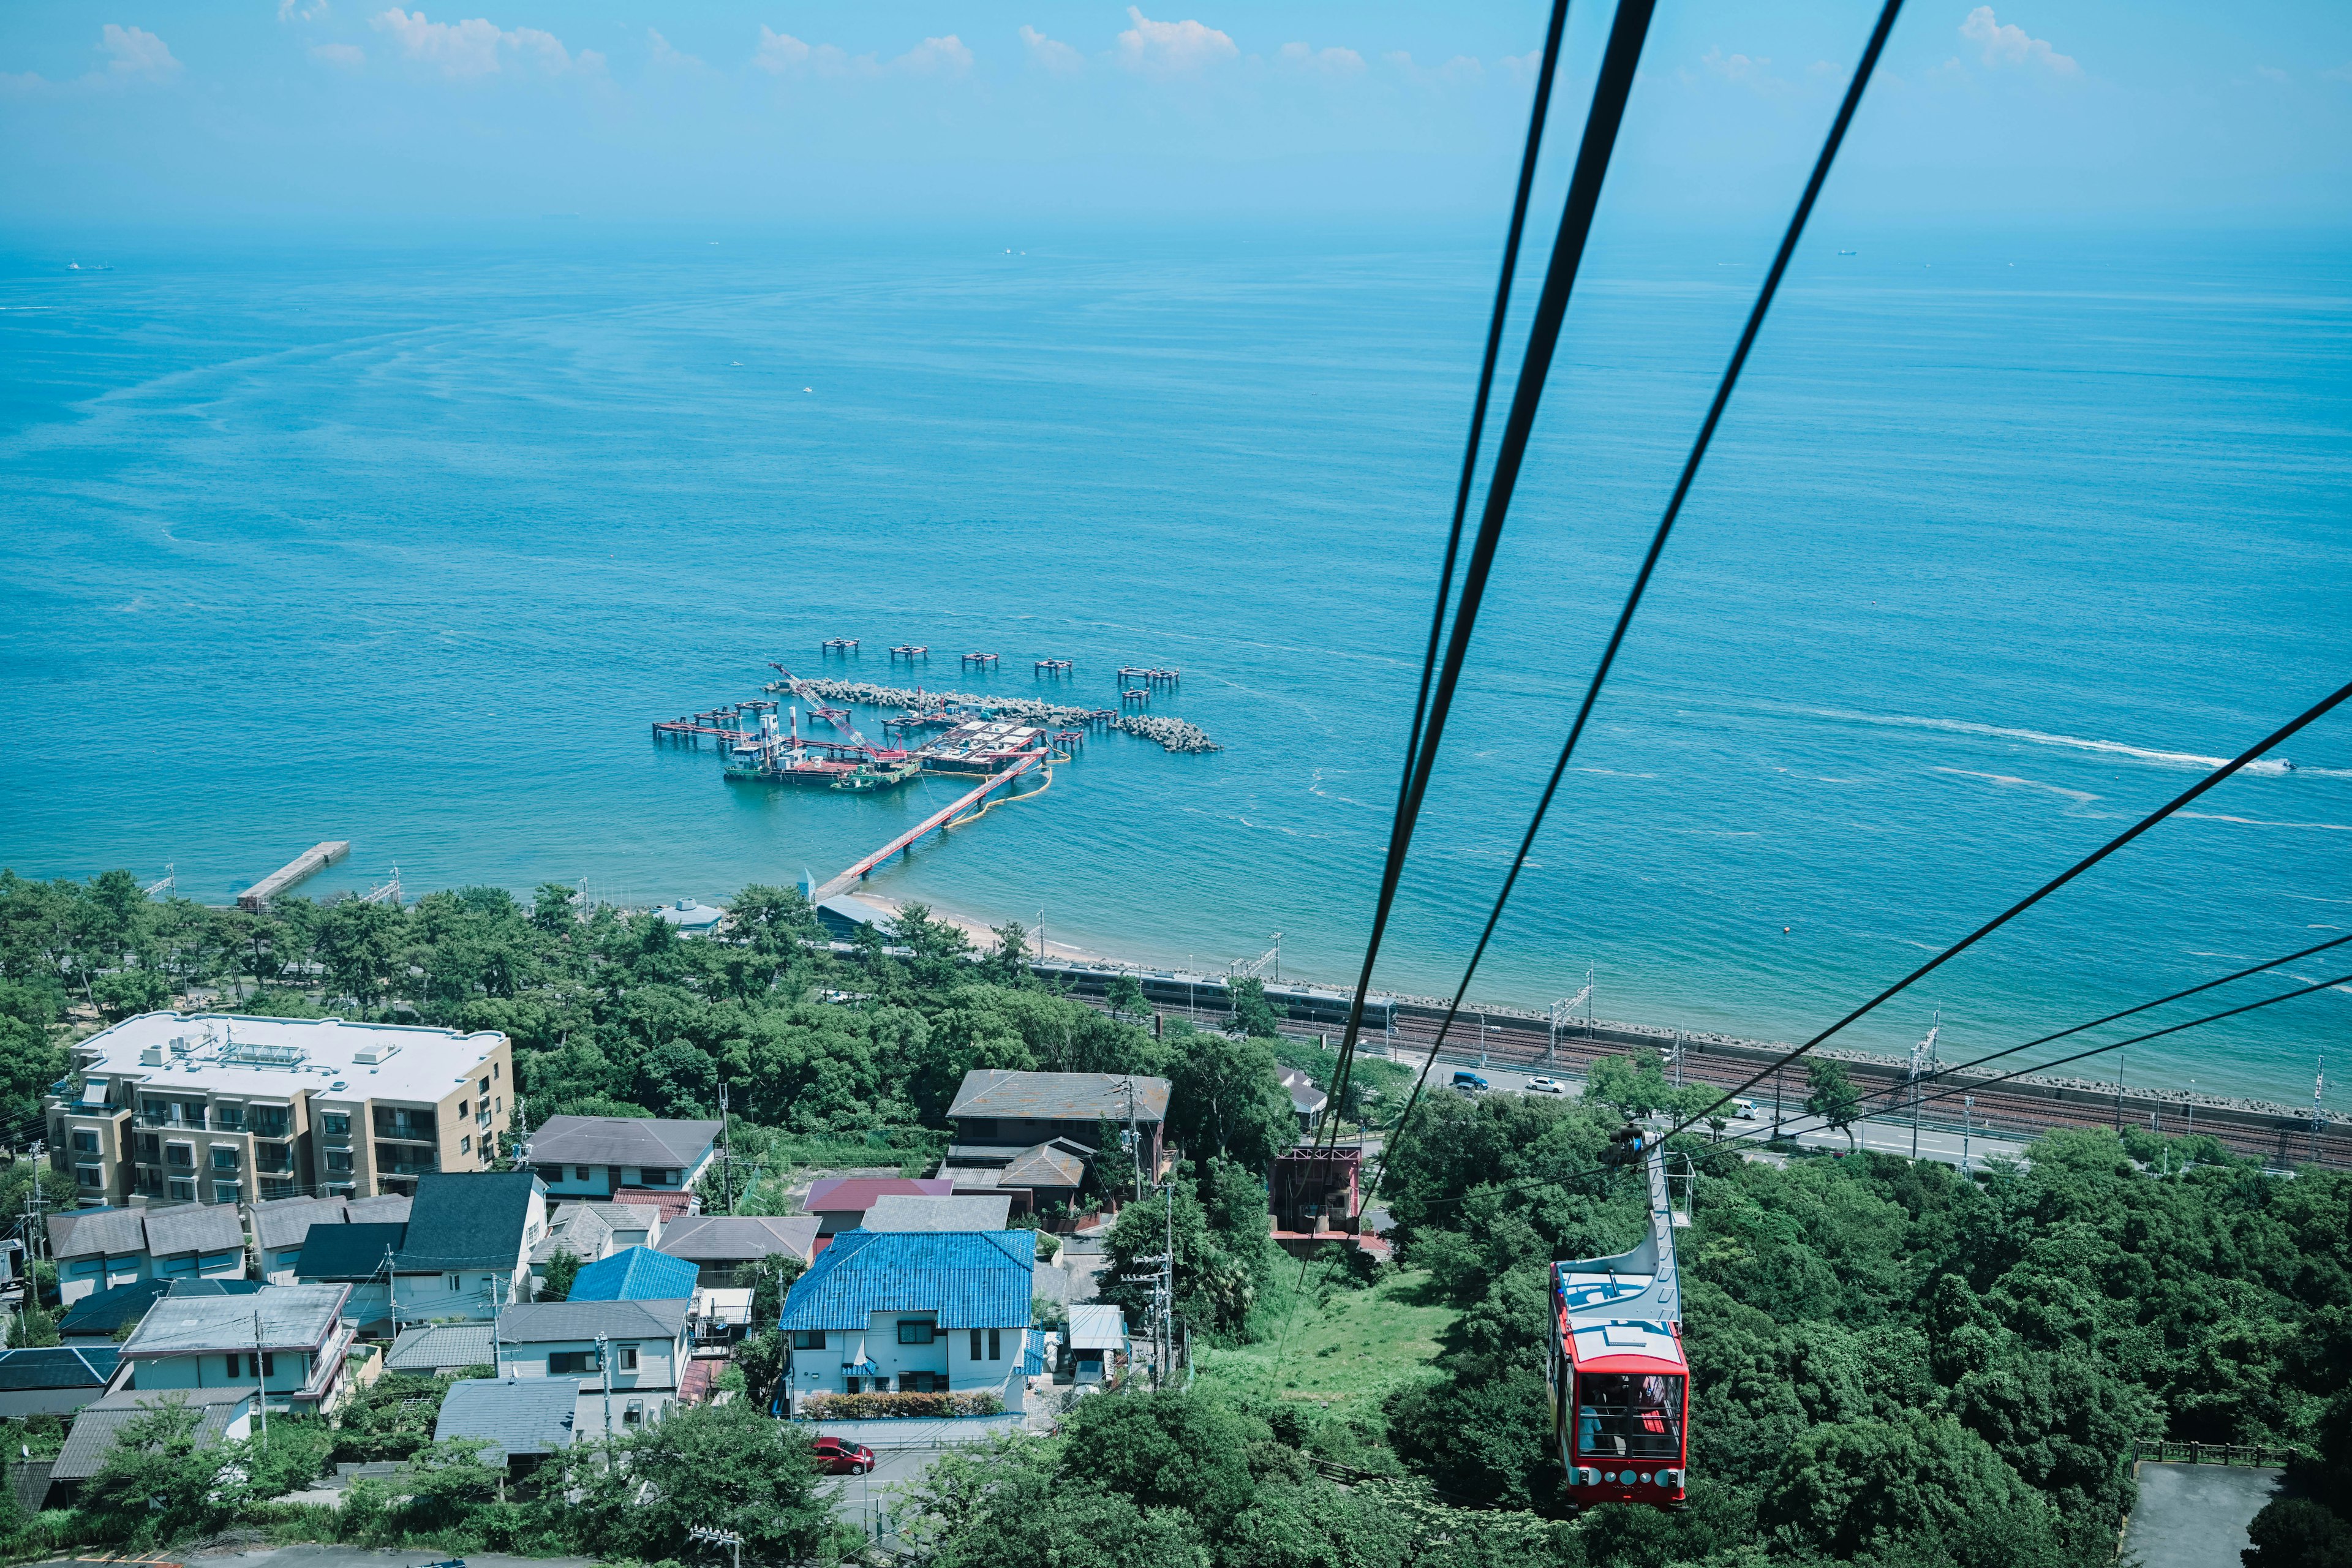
[718,1082,735,1215]
[1909,1011,1940,1161]
[252,1308,270,1442]
[2314,1050,2328,1164]
[2114,1038,2127,1136]
[1961,1094,1973,1177]
[598,1332,612,1440]
[380,1244,400,1333]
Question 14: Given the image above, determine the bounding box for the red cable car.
[1548,1143,1689,1509]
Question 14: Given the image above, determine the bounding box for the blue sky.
[2,1,2349,228]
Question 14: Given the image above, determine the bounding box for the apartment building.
[47,1012,513,1210]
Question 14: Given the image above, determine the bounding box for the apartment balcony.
[372,1111,437,1140]
[256,1144,295,1175]
[374,1146,440,1177]
[136,1111,207,1131]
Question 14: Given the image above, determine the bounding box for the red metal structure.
[1547,1143,1688,1510]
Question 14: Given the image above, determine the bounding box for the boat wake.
[1776,704,2303,775]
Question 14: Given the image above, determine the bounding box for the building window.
[478,1077,489,1095]
[963,1118,995,1140]
[137,1134,159,1161]
[459,1136,471,1156]
[970,1328,982,1360]
[574,1166,591,1182]
[897,1371,944,1393]
[70,1130,99,1154]
[447,1274,462,1292]
[792,1330,826,1351]
[226,1352,274,1378]
[165,1142,194,1169]
[76,1166,104,1190]
[168,1179,194,1201]
[69,1257,102,1276]
[262,1178,295,1198]
[550,1351,601,1374]
[657,1169,678,1186]
[492,1062,500,1080]
[897,1318,935,1345]
[211,1147,239,1171]
[325,1149,353,1173]
[989,1328,1002,1360]
[458,1101,469,1120]
[320,1112,350,1137]
[843,1376,862,1395]
[619,1346,639,1371]
[214,1104,244,1130]
[214,1182,239,1204]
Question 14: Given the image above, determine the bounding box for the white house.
[777,1229,1035,1415]
[523,1117,720,1202]
[491,1298,693,1438]
[293,1170,544,1331]
[116,1282,358,1415]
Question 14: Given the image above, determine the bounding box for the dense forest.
[2,869,2349,1567]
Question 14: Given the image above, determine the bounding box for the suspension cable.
[1654,677,2352,1143]
[1319,0,1663,1153]
[1397,967,2352,1215]
[1366,0,1907,1191]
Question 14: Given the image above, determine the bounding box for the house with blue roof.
[565,1245,698,1302]
[777,1229,1035,1415]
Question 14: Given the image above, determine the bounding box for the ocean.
[2,223,2346,1107]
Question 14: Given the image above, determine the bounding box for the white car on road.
[1526,1076,1566,1095]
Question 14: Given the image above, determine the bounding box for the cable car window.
[1572,1373,1685,1460]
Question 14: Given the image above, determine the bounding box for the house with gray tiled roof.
[49,1205,247,1307]
[522,1116,719,1202]
[940,1071,1169,1212]
[435,1375,580,1466]
[293,1170,545,1331]
[118,1282,358,1415]
[492,1298,693,1439]
[655,1214,818,1286]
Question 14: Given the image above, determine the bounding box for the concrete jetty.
[1110,715,1219,753]
[238,840,350,912]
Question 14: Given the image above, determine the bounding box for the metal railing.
[2135,1439,2305,1467]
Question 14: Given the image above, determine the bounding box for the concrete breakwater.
[779,677,1221,754]
[1110,715,1220,753]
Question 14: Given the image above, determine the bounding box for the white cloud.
[752,26,809,74]
[1277,41,1364,75]
[310,41,365,67]
[278,0,329,20]
[371,9,584,77]
[1116,7,1237,73]
[647,28,703,69]
[1020,23,1083,75]
[1498,47,1540,86]
[102,23,181,81]
[2251,64,2289,84]
[1958,7,2078,76]
[2325,61,2352,83]
[897,35,973,75]
[754,26,971,78]
[1703,47,1771,83]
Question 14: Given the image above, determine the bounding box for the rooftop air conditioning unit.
[140,1046,165,1066]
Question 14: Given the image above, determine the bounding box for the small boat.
[1836,249,1856,256]
[833,758,922,793]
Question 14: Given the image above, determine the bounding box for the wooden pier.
[238,841,350,913]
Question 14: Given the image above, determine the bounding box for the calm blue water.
[2,224,2348,1106]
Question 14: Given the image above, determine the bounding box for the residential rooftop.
[65,1011,506,1105]
[864,1194,1014,1232]
[655,1214,818,1264]
[437,1376,579,1456]
[497,1299,690,1343]
[526,1115,720,1170]
[946,1069,1170,1123]
[121,1283,350,1355]
[778,1230,1032,1332]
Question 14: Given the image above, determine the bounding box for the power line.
[1657,677,2352,1144]
[1320,0,1664,1157]
[1364,0,1907,1196]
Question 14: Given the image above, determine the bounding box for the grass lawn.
[1195,1266,1458,1420]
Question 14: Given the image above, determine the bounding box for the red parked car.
[813,1436,876,1476]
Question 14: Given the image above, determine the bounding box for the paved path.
[2122,1463,2283,1568]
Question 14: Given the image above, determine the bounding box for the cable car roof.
[1566,1317,1685,1373]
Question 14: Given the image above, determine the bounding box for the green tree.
[537,1247,582,1302]
[1166,1028,1294,1170]
[987,921,1033,987]
[1227,976,1282,1039]
[557,1398,852,1563]
[1804,1058,1863,1151]
[74,1398,231,1546]
[1759,1409,2063,1568]
[735,1250,808,1324]
[1106,972,1147,1021]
